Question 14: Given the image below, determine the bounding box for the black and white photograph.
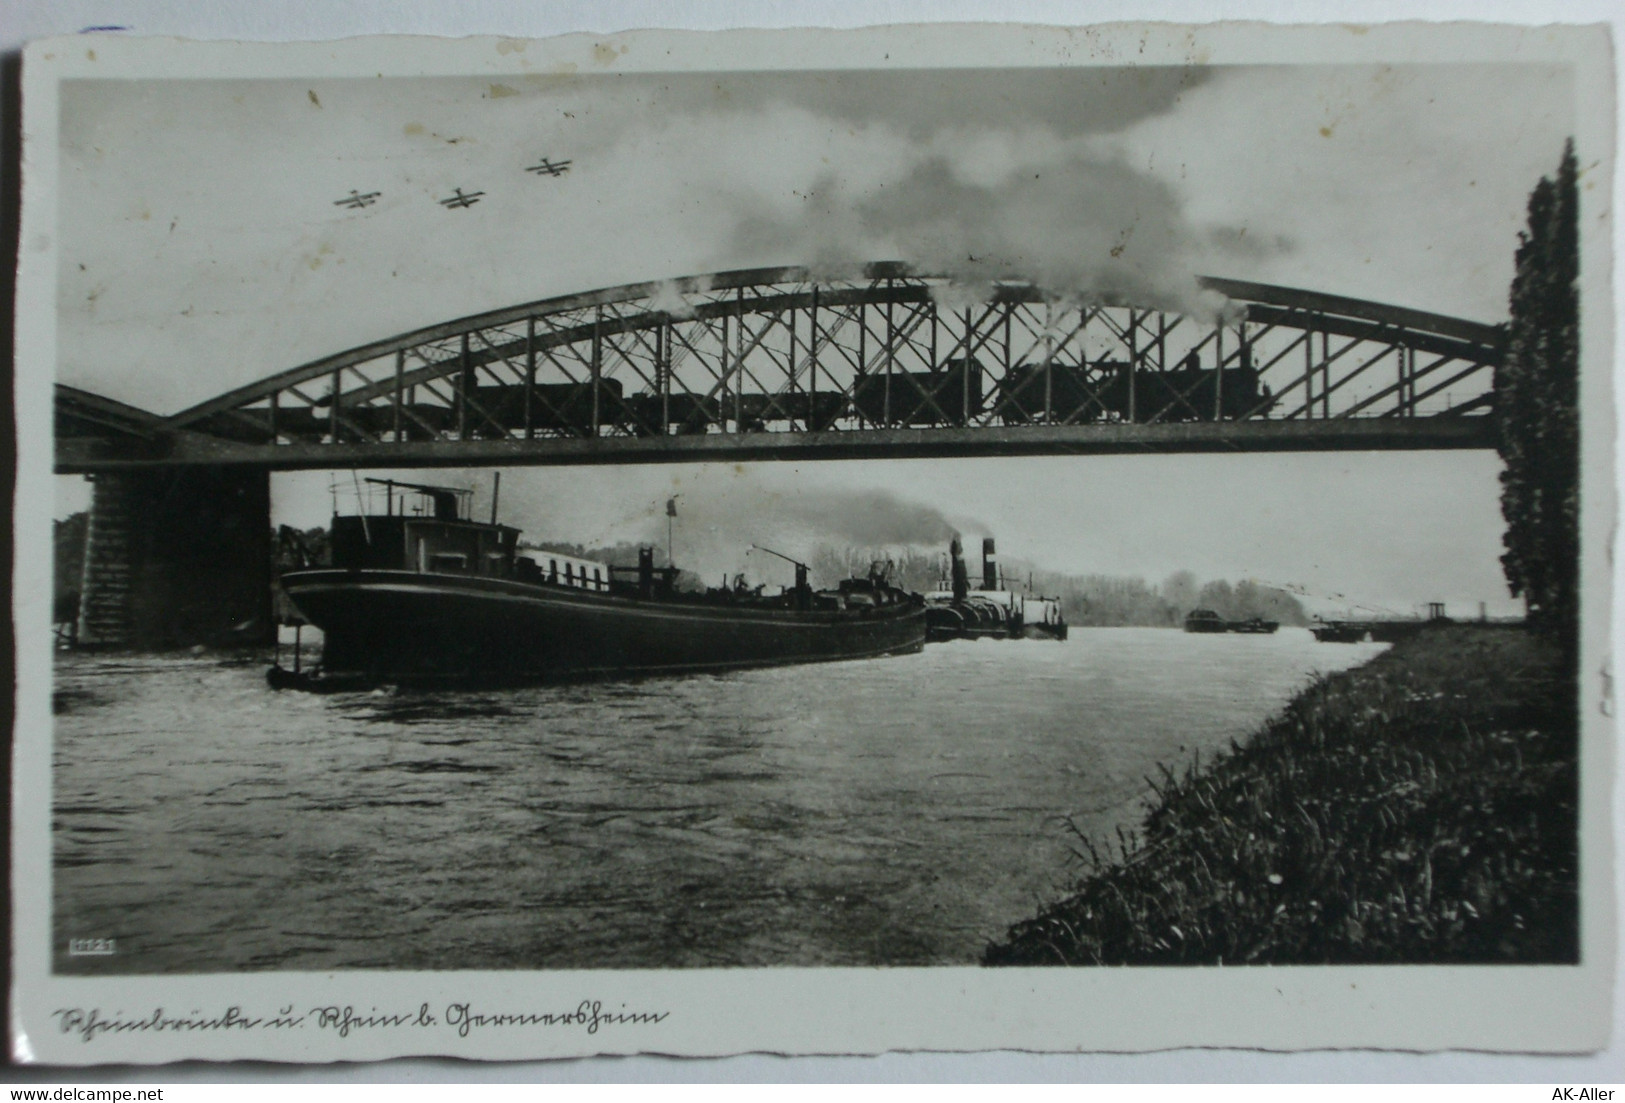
[10,19,1616,1064]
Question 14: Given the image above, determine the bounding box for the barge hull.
[282,569,926,682]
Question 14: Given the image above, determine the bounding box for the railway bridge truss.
[56,262,1504,473]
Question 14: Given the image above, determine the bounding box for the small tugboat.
[924,537,1067,642]
[272,479,926,686]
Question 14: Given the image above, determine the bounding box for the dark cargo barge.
[274,480,926,686]
[1311,603,1451,644]
[1184,609,1280,634]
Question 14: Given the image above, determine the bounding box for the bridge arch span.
[67,263,1505,471]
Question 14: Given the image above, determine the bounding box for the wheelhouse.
[322,479,672,597]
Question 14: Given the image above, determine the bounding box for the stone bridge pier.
[76,467,273,649]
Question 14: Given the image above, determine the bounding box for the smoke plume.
[731,142,1224,314]
[560,70,1267,318]
[618,480,984,585]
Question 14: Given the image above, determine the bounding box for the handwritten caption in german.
[50,1000,669,1044]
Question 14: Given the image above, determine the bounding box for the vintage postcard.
[11,21,1617,1064]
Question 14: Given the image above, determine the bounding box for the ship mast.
[666,496,679,568]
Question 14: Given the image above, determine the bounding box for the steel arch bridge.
[55,263,1504,473]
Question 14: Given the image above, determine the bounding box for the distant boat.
[1311,622,1371,643]
[1312,619,1434,643]
[1185,609,1280,635]
[274,479,925,686]
[1312,604,1449,643]
[1183,609,1229,634]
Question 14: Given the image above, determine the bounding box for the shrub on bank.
[984,625,1578,965]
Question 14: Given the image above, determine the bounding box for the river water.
[51,628,1384,973]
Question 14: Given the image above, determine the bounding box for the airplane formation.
[332,155,571,213]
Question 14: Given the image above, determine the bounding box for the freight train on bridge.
[210,350,1274,442]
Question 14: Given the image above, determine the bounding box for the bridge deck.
[55,417,1496,473]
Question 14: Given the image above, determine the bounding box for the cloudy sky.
[54,60,1576,614]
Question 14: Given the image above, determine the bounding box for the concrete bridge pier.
[76,467,273,649]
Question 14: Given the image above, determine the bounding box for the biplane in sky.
[526,156,572,177]
[333,189,381,209]
[439,187,485,209]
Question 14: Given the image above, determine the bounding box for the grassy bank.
[984,624,1578,965]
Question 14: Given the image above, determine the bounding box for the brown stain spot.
[308,243,335,271]
[86,49,96,61]
[404,122,468,144]
[592,41,625,65]
[1109,244,1126,258]
[496,38,527,55]
[488,83,519,99]
[521,65,579,92]
[1343,23,1371,34]
[308,89,321,108]
[1319,125,1334,138]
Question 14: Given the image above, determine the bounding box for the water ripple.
[51,629,1384,973]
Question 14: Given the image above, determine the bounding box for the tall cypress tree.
[1496,140,1580,659]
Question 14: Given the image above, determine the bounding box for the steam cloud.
[555,68,1273,319]
[615,482,985,582]
[768,487,977,548]
[732,146,1226,315]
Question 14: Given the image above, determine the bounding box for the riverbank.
[984,624,1578,965]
